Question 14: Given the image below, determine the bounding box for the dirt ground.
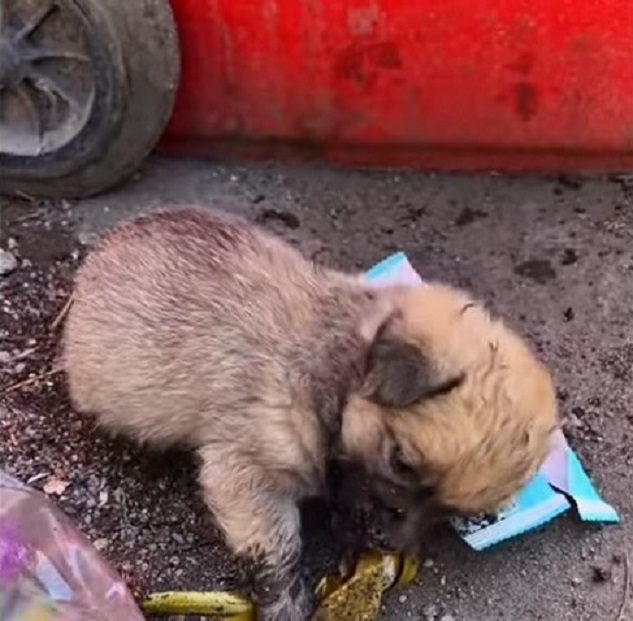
[1,157,632,620]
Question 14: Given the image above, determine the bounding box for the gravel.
[2,159,633,620]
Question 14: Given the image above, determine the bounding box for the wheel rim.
[0,0,96,157]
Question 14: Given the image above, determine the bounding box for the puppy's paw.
[256,581,314,621]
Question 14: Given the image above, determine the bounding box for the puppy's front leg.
[199,447,313,621]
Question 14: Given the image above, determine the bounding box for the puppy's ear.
[362,328,436,407]
[357,292,464,407]
[362,328,465,408]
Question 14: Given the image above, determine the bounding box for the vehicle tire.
[0,0,180,199]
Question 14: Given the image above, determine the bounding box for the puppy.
[62,208,558,620]
[328,282,560,553]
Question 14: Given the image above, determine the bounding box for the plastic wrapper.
[365,252,620,551]
[0,470,144,621]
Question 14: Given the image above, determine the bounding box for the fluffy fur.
[62,208,558,621]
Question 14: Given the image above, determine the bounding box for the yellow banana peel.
[143,552,418,620]
[143,590,254,620]
[313,552,418,620]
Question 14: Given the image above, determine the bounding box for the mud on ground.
[1,158,632,620]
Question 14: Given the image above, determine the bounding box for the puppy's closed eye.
[389,443,417,481]
[424,373,465,398]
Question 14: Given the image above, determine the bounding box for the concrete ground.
[1,157,632,620]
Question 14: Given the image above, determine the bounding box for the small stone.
[0,351,12,364]
[440,616,456,621]
[42,477,70,496]
[172,532,185,545]
[571,576,582,587]
[423,559,435,568]
[567,413,582,429]
[398,594,407,604]
[78,231,99,247]
[0,249,17,276]
[423,604,438,619]
[93,538,109,551]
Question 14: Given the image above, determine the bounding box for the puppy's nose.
[365,506,406,550]
[378,505,406,524]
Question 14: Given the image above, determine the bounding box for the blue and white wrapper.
[365,252,620,551]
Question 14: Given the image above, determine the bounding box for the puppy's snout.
[329,465,430,553]
[375,501,423,544]
[375,504,407,530]
[366,505,408,551]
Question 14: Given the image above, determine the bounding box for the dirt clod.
[590,565,612,584]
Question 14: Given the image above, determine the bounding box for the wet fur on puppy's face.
[336,284,558,552]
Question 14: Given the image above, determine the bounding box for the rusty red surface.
[159,0,633,172]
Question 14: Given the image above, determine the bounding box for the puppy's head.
[335,284,558,552]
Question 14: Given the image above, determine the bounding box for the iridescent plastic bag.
[0,470,144,621]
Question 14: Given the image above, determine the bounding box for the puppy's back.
[63,208,324,447]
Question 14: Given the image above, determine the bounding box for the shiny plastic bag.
[0,470,144,621]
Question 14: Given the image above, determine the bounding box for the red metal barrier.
[159,0,633,172]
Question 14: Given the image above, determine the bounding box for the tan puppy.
[62,208,558,621]
[330,285,559,553]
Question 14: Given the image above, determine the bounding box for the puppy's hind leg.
[198,447,313,621]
